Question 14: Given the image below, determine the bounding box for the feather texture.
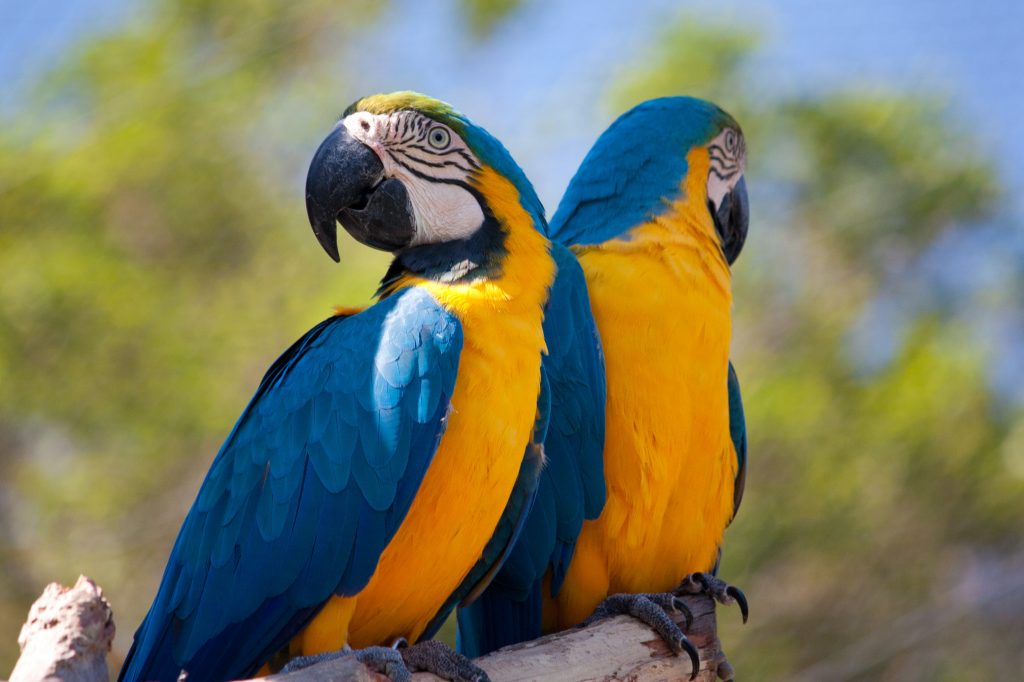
[119,288,462,682]
[457,243,607,657]
[459,97,748,654]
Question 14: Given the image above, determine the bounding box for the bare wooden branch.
[412,593,729,682]
[249,594,727,681]
[9,576,115,682]
[12,579,732,682]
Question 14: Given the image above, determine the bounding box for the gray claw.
[358,646,412,682]
[281,645,411,682]
[401,639,489,682]
[678,572,749,624]
[582,593,699,679]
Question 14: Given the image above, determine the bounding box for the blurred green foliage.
[1,3,1021,679]
[0,0,390,668]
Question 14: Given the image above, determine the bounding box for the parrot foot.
[280,645,411,682]
[676,572,749,624]
[398,639,490,682]
[580,592,699,680]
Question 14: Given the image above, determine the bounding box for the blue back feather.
[548,97,732,245]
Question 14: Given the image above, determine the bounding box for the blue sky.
[3,0,1023,204]
[338,0,1024,209]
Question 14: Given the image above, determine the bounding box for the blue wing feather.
[457,243,606,657]
[119,288,463,682]
[727,361,747,518]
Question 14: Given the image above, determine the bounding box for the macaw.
[458,96,750,676]
[119,92,605,682]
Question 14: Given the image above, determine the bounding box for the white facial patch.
[343,110,485,246]
[706,127,746,210]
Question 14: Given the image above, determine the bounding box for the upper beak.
[305,124,386,262]
[713,175,749,265]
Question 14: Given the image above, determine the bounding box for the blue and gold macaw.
[119,92,605,682]
[459,97,749,676]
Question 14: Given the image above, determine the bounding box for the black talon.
[678,572,749,624]
[673,596,694,630]
[681,636,700,680]
[727,585,749,624]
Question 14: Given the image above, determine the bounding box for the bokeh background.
[2,0,1023,679]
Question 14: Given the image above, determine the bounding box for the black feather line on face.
[392,149,474,173]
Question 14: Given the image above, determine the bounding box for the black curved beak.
[305,125,417,261]
[712,175,749,265]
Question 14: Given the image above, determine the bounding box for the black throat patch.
[377,203,508,297]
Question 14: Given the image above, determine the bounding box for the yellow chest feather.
[550,148,739,627]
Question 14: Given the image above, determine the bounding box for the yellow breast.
[290,167,555,656]
[549,147,739,628]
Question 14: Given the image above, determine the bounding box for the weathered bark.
[9,576,115,682]
[11,579,730,682]
[252,594,727,681]
[412,593,729,682]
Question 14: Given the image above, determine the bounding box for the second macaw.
[118,92,605,682]
[459,97,750,676]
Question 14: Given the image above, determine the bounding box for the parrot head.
[550,96,749,264]
[305,91,544,263]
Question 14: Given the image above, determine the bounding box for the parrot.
[458,96,750,678]
[118,91,605,682]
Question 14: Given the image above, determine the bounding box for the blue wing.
[457,243,606,657]
[727,361,747,519]
[119,288,463,682]
[712,361,748,576]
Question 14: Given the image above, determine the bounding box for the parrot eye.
[428,127,451,150]
[724,129,738,153]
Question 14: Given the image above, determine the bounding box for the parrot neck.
[376,166,551,308]
[586,146,730,273]
[377,211,507,295]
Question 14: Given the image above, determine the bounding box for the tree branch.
[9,576,115,682]
[10,578,731,682]
[410,593,730,682]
